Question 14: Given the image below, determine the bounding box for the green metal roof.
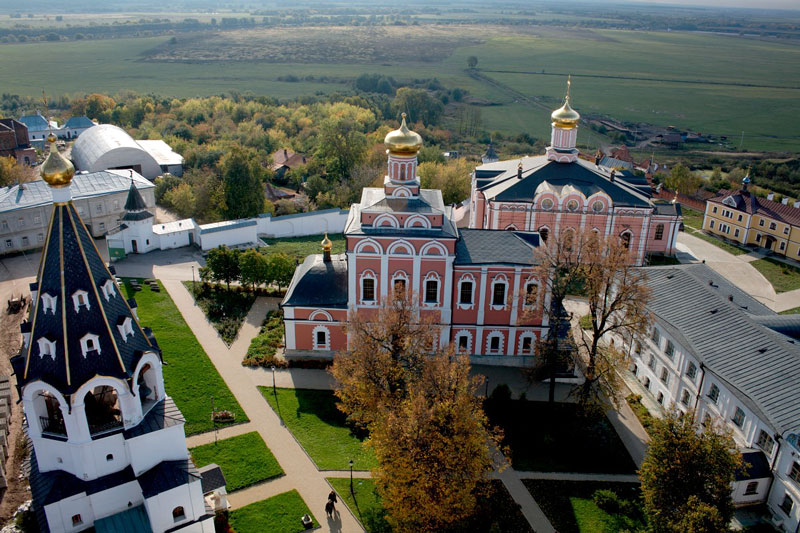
[94,505,153,533]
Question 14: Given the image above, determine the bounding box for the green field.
[260,387,377,471]
[260,233,346,262]
[3,26,800,152]
[122,279,247,435]
[228,490,319,533]
[751,257,800,293]
[189,432,283,492]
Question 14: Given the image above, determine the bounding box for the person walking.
[325,499,334,518]
[328,490,338,504]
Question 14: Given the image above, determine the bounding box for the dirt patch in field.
[142,25,486,64]
[0,302,31,524]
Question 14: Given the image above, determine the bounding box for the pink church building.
[282,114,547,366]
[281,85,682,364]
[469,82,681,266]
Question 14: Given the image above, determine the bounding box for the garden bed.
[484,399,636,474]
[524,480,645,533]
[122,279,247,435]
[190,432,283,492]
[228,490,318,533]
[260,233,345,261]
[184,282,255,345]
[260,387,376,470]
[625,394,655,434]
[242,310,287,368]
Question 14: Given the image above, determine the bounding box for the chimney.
[782,197,789,205]
[283,149,287,158]
[610,170,616,182]
[794,200,800,208]
[767,192,774,201]
[517,161,523,179]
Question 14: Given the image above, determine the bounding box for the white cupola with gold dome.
[546,76,580,163]
[383,113,423,198]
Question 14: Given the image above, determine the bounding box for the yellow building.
[703,175,800,259]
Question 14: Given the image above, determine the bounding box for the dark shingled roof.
[644,264,800,435]
[199,464,227,494]
[476,156,652,208]
[138,459,200,498]
[455,229,540,265]
[736,450,773,481]
[19,202,154,395]
[709,188,800,227]
[281,254,348,308]
[122,210,154,222]
[124,179,148,211]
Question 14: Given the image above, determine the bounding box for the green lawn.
[524,480,646,533]
[626,394,655,434]
[327,478,533,533]
[260,234,346,262]
[183,282,256,345]
[189,432,283,492]
[484,400,636,474]
[751,258,800,293]
[122,279,247,435]
[681,207,705,230]
[228,490,319,533]
[780,306,800,315]
[688,229,749,255]
[260,387,376,470]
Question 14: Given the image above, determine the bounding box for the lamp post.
[211,395,217,445]
[191,265,196,299]
[349,459,354,495]
[485,376,490,398]
[271,365,276,397]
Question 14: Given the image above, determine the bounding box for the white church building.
[12,133,219,532]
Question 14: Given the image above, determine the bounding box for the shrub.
[593,489,622,513]
[242,310,288,368]
[490,383,512,402]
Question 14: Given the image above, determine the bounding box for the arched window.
[137,363,158,408]
[538,227,549,243]
[524,282,538,308]
[458,276,475,306]
[360,271,377,303]
[454,330,472,354]
[562,228,575,252]
[620,231,632,249]
[654,224,664,241]
[423,273,440,305]
[172,506,186,522]
[491,277,508,308]
[72,290,90,312]
[518,333,536,355]
[84,385,122,436]
[486,332,504,355]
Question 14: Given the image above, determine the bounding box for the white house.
[627,263,800,531]
[12,134,219,532]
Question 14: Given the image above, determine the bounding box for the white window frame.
[360,271,377,305]
[391,271,408,297]
[117,317,134,341]
[485,331,504,355]
[80,333,101,357]
[518,332,536,356]
[523,280,539,309]
[454,330,472,354]
[457,275,475,309]
[72,290,90,313]
[101,279,116,301]
[312,325,330,351]
[37,337,56,359]
[490,275,509,310]
[41,293,57,314]
[423,273,440,306]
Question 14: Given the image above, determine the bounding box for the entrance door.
[763,235,776,251]
[132,240,138,253]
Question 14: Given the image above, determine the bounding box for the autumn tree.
[391,88,444,126]
[315,117,368,182]
[0,156,29,188]
[330,294,501,531]
[640,412,741,533]
[665,163,703,196]
[531,230,651,409]
[418,159,472,205]
[162,182,195,219]
[220,147,265,219]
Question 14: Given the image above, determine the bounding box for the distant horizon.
[617,0,800,10]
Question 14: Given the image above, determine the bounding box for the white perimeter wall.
[199,224,258,251]
[257,209,349,238]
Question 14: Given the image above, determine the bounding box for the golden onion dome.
[321,233,332,252]
[551,76,580,129]
[41,133,74,188]
[384,113,423,155]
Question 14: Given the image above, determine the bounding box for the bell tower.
[383,113,423,198]
[546,76,580,163]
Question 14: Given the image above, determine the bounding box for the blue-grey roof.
[281,253,348,309]
[455,229,540,265]
[749,314,800,340]
[199,219,257,234]
[18,114,49,132]
[94,505,153,533]
[0,171,153,214]
[64,116,95,129]
[736,450,772,481]
[123,397,184,439]
[137,459,200,498]
[644,264,800,435]
[477,156,652,208]
[13,202,154,395]
[199,464,227,494]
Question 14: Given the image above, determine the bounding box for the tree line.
[199,245,296,293]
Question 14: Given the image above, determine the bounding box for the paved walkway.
[676,232,800,312]
[161,280,365,532]
[515,472,640,482]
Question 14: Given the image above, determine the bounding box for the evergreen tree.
[220,147,265,219]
